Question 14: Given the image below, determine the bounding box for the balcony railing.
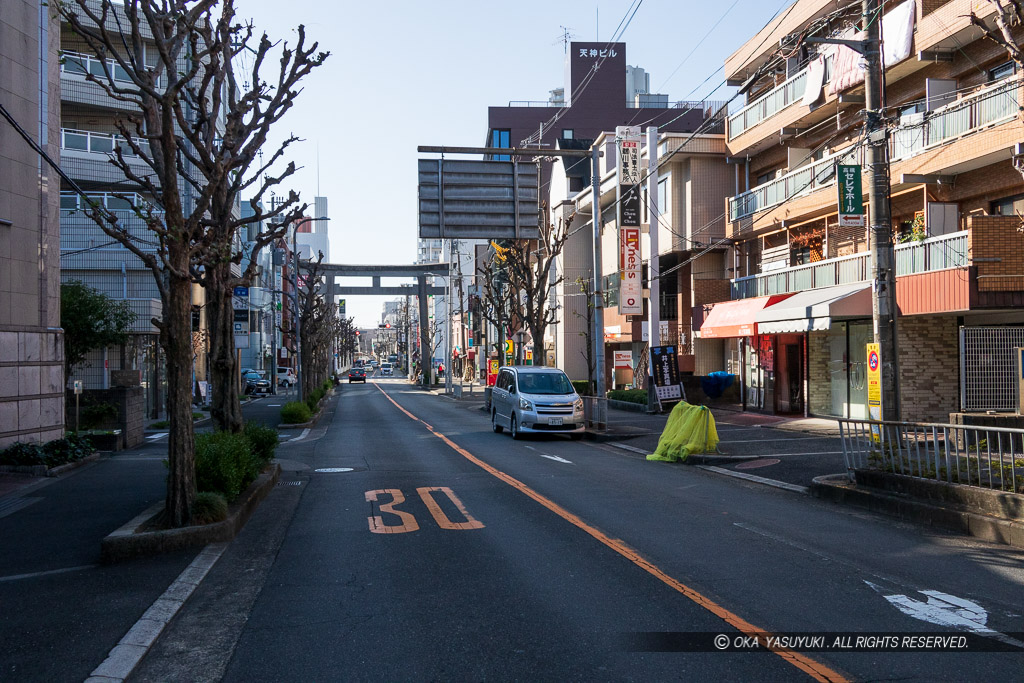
[730,230,968,299]
[60,191,158,212]
[890,77,1020,161]
[61,128,149,157]
[60,50,163,87]
[728,146,862,222]
[728,67,808,140]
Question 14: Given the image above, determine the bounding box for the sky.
[240,0,790,328]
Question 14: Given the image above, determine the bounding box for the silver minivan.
[490,366,585,439]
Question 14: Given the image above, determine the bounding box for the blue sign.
[233,286,249,297]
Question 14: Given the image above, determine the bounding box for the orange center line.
[373,384,848,683]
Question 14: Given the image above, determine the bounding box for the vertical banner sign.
[339,299,346,317]
[866,342,882,442]
[617,125,643,316]
[837,165,865,227]
[487,359,499,386]
[233,286,250,349]
[650,345,682,401]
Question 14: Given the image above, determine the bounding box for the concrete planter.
[0,452,100,477]
[101,464,281,563]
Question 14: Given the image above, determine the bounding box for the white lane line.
[88,542,228,682]
[540,454,573,464]
[267,404,282,407]
[726,450,845,457]
[611,443,649,455]
[698,465,809,494]
[720,437,833,444]
[284,428,311,443]
[0,564,98,583]
[144,433,168,441]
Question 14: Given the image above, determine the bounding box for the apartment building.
[700,0,1024,421]
[57,6,213,417]
[0,1,64,447]
[552,131,732,388]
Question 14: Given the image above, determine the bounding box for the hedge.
[607,388,648,405]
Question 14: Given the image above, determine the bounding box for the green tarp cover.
[647,402,719,462]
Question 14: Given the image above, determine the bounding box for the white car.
[277,367,297,387]
[380,362,393,376]
[490,366,585,439]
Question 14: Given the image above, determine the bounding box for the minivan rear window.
[517,372,573,395]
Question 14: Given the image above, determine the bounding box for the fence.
[838,418,1024,493]
[960,326,1024,411]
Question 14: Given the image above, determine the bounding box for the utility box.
[1017,348,1024,416]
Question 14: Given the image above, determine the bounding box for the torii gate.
[317,263,450,388]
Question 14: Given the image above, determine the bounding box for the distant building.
[0,1,64,447]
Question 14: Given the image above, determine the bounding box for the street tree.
[60,280,137,381]
[495,207,572,366]
[56,0,327,526]
[296,252,337,395]
[571,276,597,395]
[479,246,518,363]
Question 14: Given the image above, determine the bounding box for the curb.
[810,474,1024,548]
[582,429,657,443]
[100,464,281,563]
[0,452,101,478]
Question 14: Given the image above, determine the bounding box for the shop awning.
[699,294,795,339]
[754,283,872,334]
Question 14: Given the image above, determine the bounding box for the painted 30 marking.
[365,487,484,534]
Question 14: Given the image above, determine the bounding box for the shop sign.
[651,345,683,402]
[613,350,632,369]
[867,342,882,441]
[487,359,499,386]
[837,165,865,227]
[618,226,642,315]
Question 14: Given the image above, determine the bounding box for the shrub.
[280,401,312,424]
[149,420,169,429]
[571,380,593,397]
[244,421,279,465]
[0,442,44,467]
[321,379,332,394]
[191,492,228,525]
[80,401,118,430]
[41,434,93,467]
[607,388,648,405]
[194,431,255,501]
[192,412,204,420]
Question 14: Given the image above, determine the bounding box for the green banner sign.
[837,164,865,227]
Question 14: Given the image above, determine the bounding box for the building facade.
[0,1,64,447]
[700,0,1024,421]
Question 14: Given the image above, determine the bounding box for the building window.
[992,193,1024,217]
[491,129,510,161]
[561,128,574,139]
[658,178,668,213]
[989,60,1016,82]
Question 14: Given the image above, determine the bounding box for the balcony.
[728,146,862,222]
[61,128,150,157]
[890,76,1020,162]
[731,230,968,299]
[727,67,807,141]
[61,50,163,88]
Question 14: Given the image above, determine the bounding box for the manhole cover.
[734,458,780,470]
[314,467,354,473]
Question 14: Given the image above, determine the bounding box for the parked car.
[277,367,297,387]
[380,362,393,376]
[348,367,366,383]
[370,359,380,369]
[490,366,584,439]
[242,370,271,395]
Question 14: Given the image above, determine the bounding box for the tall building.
[702,0,1024,422]
[295,195,330,262]
[0,1,64,447]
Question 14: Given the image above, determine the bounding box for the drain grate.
[314,468,354,473]
[277,481,303,486]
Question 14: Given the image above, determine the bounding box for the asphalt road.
[134,378,1024,682]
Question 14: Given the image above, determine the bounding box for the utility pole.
[591,144,607,428]
[863,0,900,420]
[646,126,660,412]
[292,224,303,402]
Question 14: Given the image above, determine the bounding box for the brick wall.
[807,331,831,416]
[968,214,1024,292]
[897,316,960,423]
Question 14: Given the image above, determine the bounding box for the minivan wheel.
[510,415,521,440]
[491,410,503,433]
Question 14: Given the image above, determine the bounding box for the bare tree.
[500,207,573,366]
[56,1,327,526]
[571,276,596,395]
[479,248,517,362]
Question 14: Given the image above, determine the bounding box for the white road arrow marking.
[865,580,1024,648]
[540,454,573,464]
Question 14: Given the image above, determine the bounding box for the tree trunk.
[205,264,244,433]
[163,271,197,527]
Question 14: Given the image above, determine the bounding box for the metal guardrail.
[837,418,1024,493]
[728,67,808,140]
[583,397,607,431]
